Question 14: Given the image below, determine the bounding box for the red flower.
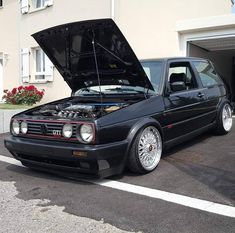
[18,86,24,91]
[2,85,44,105]
[26,85,35,91]
[11,88,17,95]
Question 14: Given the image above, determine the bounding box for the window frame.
[33,47,46,81]
[31,0,45,9]
[140,60,165,94]
[21,0,53,14]
[165,61,199,94]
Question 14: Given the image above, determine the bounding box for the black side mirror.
[170,81,186,92]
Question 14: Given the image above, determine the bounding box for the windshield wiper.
[105,87,145,94]
[78,88,105,95]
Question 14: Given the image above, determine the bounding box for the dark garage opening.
[187,37,235,109]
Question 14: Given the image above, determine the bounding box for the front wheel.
[215,103,233,135]
[128,126,162,174]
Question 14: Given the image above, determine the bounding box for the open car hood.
[32,19,154,92]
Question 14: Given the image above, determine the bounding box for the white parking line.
[0,154,234,218]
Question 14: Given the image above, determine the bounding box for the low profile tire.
[128,126,162,174]
[215,102,233,135]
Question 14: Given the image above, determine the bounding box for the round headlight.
[80,124,94,143]
[62,124,73,138]
[21,121,28,134]
[12,120,20,135]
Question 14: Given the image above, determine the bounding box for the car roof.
[140,57,207,62]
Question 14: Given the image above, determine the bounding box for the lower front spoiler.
[4,136,128,179]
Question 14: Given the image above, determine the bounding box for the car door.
[162,60,209,142]
[191,60,226,123]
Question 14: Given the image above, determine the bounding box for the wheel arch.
[215,97,232,119]
[124,117,164,160]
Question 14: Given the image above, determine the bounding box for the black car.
[4,19,233,178]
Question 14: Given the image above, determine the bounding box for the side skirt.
[164,122,216,150]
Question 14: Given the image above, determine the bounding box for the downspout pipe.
[111,0,115,20]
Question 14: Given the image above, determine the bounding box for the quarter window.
[193,61,222,87]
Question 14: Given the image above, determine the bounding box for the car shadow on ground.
[165,157,235,203]
[114,132,235,204]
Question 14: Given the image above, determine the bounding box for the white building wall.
[0,0,20,99]
[0,0,232,104]
[114,0,231,59]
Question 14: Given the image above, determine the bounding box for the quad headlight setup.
[20,121,28,134]
[11,119,20,135]
[62,123,73,138]
[79,124,94,143]
[11,119,95,143]
[11,120,28,135]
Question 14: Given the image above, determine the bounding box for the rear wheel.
[215,103,233,135]
[128,126,162,174]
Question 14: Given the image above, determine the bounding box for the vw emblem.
[40,124,47,135]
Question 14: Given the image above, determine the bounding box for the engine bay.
[31,101,129,119]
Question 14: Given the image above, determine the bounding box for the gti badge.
[52,130,62,136]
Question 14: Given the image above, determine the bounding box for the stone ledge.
[0,109,27,133]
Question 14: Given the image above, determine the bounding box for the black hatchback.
[4,19,233,178]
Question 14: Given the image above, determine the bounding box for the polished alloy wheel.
[222,104,233,132]
[138,126,162,171]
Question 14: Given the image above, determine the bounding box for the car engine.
[32,102,128,119]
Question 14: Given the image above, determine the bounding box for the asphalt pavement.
[0,120,234,233]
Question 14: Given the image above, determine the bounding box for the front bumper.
[4,136,128,179]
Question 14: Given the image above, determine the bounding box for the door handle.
[197,92,205,98]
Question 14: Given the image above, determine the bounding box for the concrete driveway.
[0,119,234,233]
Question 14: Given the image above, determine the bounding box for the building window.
[31,0,53,9]
[21,47,53,83]
[33,47,53,82]
[32,0,45,9]
[20,0,53,14]
[34,48,46,80]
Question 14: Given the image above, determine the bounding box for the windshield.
[73,60,164,96]
[74,85,156,96]
[140,60,164,93]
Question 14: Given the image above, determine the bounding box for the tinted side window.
[168,62,197,92]
[192,61,222,87]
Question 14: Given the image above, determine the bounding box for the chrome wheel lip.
[138,126,162,171]
[222,104,233,132]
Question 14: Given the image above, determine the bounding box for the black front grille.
[25,121,78,140]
